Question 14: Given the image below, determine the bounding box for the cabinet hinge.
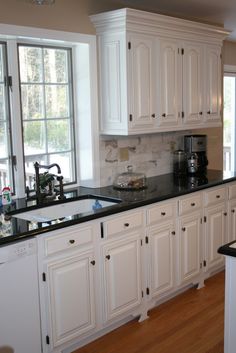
[128,42,131,50]
[12,155,17,168]
[181,48,184,55]
[100,222,104,238]
[46,335,50,345]
[142,290,144,298]
[200,218,202,224]
[200,262,202,269]
[203,260,207,267]
[4,75,12,91]
[204,216,207,223]
[146,287,150,295]
[42,272,46,282]
[145,236,149,244]
[129,114,133,122]
[182,111,184,118]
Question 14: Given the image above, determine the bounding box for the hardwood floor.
[73,271,225,353]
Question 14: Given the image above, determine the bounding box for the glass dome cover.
[113,166,147,190]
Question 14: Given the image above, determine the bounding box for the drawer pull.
[182,227,186,232]
[90,260,96,266]
[216,195,220,198]
[69,239,75,244]
[124,223,130,227]
[191,203,195,207]
[106,255,111,260]
[161,212,166,216]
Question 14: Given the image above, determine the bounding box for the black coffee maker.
[184,135,208,175]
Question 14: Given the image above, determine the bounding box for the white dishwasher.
[0,238,42,353]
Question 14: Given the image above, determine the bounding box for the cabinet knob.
[106,255,111,260]
[199,111,203,115]
[207,110,211,114]
[171,231,176,235]
[124,223,130,227]
[162,113,166,118]
[224,212,227,216]
[216,195,220,198]
[69,239,75,244]
[151,113,156,118]
[90,260,96,266]
[182,227,186,232]
[161,212,166,216]
[232,209,235,213]
[191,203,195,207]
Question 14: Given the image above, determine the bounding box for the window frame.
[0,24,100,198]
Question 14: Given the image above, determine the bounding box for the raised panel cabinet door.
[159,39,181,128]
[98,33,128,133]
[179,212,201,284]
[205,45,222,123]
[46,252,96,348]
[182,42,204,125]
[103,234,142,322]
[229,200,236,243]
[205,204,226,270]
[149,223,175,297]
[128,35,156,130]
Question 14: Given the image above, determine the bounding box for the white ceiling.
[106,0,236,40]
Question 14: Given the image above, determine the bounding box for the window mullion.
[7,39,25,198]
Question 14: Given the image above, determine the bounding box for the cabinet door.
[229,200,236,243]
[182,42,204,125]
[204,204,226,270]
[149,223,175,297]
[102,234,142,322]
[204,45,222,123]
[178,212,201,284]
[159,39,181,128]
[128,34,156,130]
[45,251,96,348]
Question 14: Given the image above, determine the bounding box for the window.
[18,45,76,190]
[0,25,99,198]
[223,68,236,172]
[0,42,14,191]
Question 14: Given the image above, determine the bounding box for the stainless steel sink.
[12,196,120,222]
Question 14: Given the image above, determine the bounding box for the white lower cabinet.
[36,183,236,352]
[204,203,227,271]
[148,222,175,298]
[178,211,202,284]
[102,233,142,322]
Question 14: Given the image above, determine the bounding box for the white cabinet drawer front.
[229,183,236,200]
[204,187,226,206]
[103,210,144,238]
[44,226,94,256]
[179,194,202,216]
[147,202,176,225]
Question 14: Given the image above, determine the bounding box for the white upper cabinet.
[91,8,229,135]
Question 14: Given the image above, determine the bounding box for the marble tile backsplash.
[99,131,191,186]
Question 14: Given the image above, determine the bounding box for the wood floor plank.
[73,271,225,353]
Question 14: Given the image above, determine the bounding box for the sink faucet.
[34,162,65,204]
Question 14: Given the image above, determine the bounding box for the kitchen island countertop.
[1,169,236,246]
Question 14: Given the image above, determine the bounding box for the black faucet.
[34,162,65,204]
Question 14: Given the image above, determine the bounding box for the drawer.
[204,186,227,207]
[179,193,202,216]
[229,183,236,200]
[44,225,94,256]
[147,201,176,225]
[103,210,144,238]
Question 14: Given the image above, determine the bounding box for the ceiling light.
[32,0,55,5]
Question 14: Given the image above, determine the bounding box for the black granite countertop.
[218,241,236,257]
[1,169,236,246]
